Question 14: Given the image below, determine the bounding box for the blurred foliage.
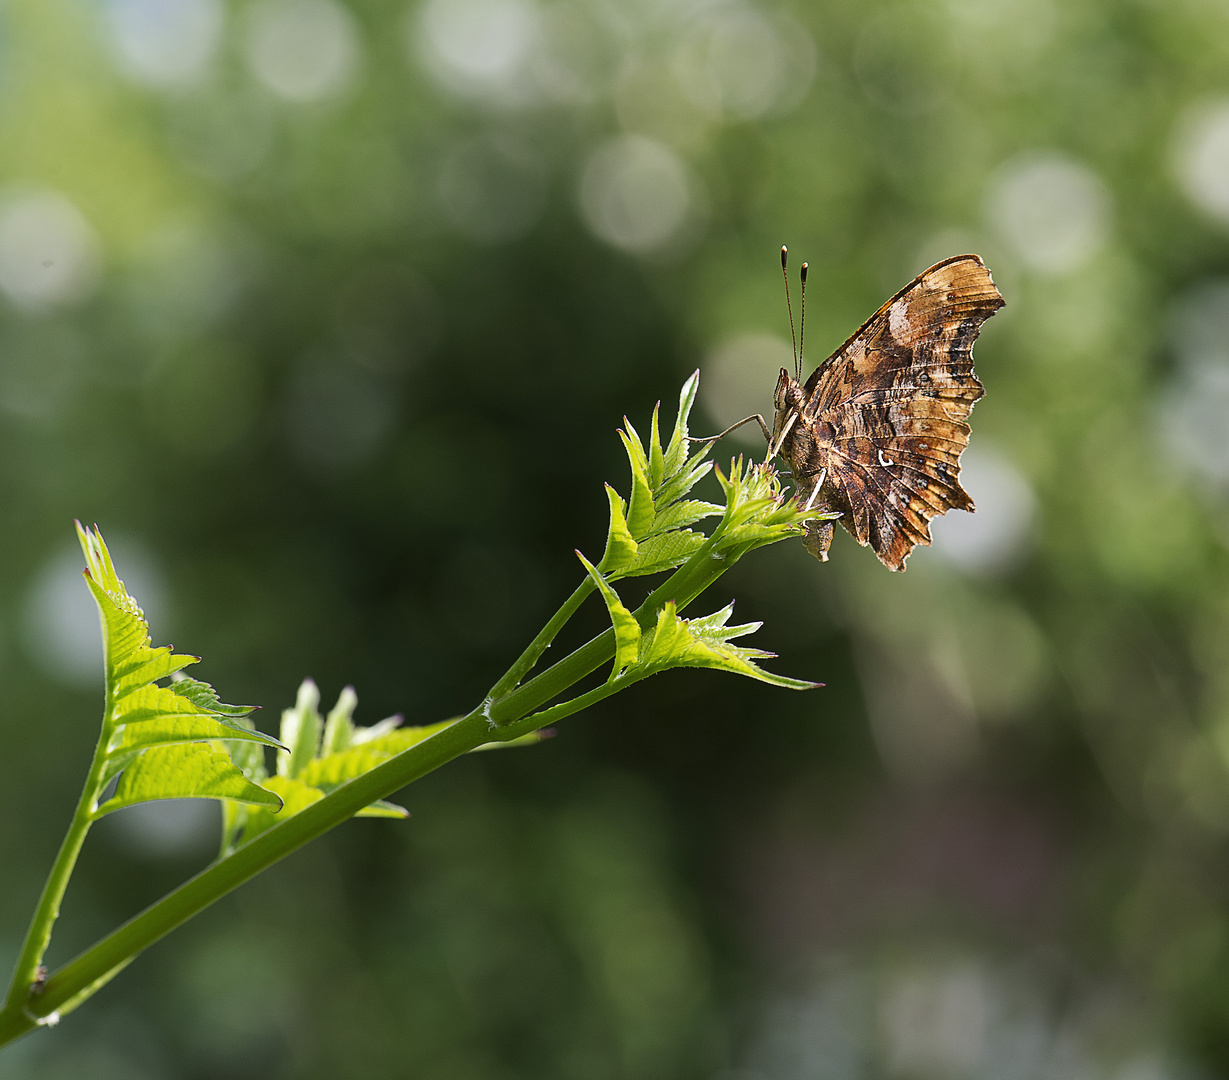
[4,0,1229,1076]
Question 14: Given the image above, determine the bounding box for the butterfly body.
[773,254,1005,572]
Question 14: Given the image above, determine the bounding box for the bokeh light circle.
[0,189,102,310]
[928,446,1036,574]
[578,135,696,255]
[1172,99,1229,226]
[674,10,812,120]
[413,0,539,101]
[985,152,1111,274]
[101,0,224,87]
[245,0,362,102]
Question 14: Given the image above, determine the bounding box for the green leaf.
[219,731,269,856]
[655,449,714,509]
[648,401,666,490]
[611,529,707,579]
[637,601,819,690]
[647,499,723,536]
[278,679,323,780]
[355,799,409,819]
[349,714,404,745]
[237,775,324,842]
[162,677,254,719]
[105,715,280,783]
[97,744,283,815]
[598,484,639,574]
[106,683,256,728]
[663,369,700,478]
[296,721,452,790]
[74,523,283,824]
[619,423,655,538]
[576,552,641,680]
[709,457,840,565]
[320,685,359,757]
[228,690,489,849]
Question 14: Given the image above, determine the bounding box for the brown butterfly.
[714,251,1005,571]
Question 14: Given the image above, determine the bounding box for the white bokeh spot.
[101,0,224,87]
[701,332,793,445]
[986,152,1111,274]
[413,0,539,101]
[1159,279,1229,488]
[245,0,362,102]
[0,189,102,310]
[578,135,697,255]
[929,445,1036,574]
[1173,99,1229,227]
[674,10,812,120]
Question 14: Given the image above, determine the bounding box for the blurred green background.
[3,0,1229,1076]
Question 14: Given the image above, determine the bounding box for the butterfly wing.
[804,255,1005,571]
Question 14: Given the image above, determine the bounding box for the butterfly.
[720,252,1005,571]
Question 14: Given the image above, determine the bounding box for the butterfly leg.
[803,469,827,511]
[688,414,772,447]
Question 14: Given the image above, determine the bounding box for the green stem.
[0,710,495,1046]
[0,509,749,1048]
[487,578,594,700]
[2,726,109,1019]
[488,544,733,728]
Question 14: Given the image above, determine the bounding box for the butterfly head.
[770,367,805,458]
[773,367,804,412]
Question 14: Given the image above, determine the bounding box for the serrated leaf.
[611,529,707,579]
[648,402,666,490]
[635,601,818,690]
[105,714,281,783]
[109,683,256,728]
[619,425,655,538]
[321,685,359,757]
[219,730,270,855]
[75,523,283,828]
[279,679,323,779]
[238,775,323,842]
[649,401,667,490]
[598,484,638,574]
[708,458,840,564]
[350,714,404,746]
[117,650,200,695]
[159,677,254,719]
[355,799,409,819]
[655,451,713,509]
[647,499,723,536]
[663,370,700,478]
[639,602,693,668]
[296,721,453,789]
[576,552,641,680]
[97,743,283,815]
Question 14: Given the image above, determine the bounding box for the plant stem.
[2,726,110,1020]
[487,578,594,700]
[0,511,746,1048]
[0,710,495,1046]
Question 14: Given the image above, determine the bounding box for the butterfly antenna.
[798,262,808,381]
[781,245,798,373]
